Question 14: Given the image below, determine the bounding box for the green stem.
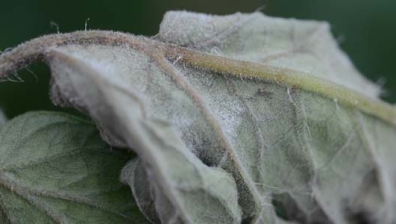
[0,30,395,126]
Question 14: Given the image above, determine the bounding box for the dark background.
[0,0,395,118]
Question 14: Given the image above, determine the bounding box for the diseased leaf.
[0,11,396,224]
[0,111,148,224]
[158,11,380,99]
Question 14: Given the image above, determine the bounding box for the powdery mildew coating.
[0,11,396,224]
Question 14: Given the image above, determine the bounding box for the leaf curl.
[0,11,396,224]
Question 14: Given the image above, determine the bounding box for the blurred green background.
[0,0,395,118]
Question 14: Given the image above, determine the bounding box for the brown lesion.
[255,87,274,99]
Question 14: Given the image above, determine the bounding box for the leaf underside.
[0,11,396,224]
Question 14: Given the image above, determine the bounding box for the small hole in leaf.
[346,210,371,224]
[272,193,305,222]
[271,193,332,224]
[272,198,289,220]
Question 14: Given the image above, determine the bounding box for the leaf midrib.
[0,173,133,223]
[0,31,394,128]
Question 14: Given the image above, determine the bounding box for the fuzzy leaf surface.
[0,11,396,224]
[0,111,148,224]
[0,109,7,131]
